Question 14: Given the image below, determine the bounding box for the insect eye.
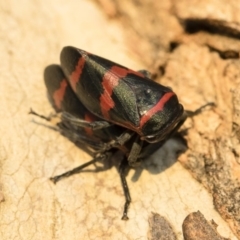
[145,89,151,94]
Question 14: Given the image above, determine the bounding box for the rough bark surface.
[96,0,240,238]
[182,211,230,240]
[1,0,239,239]
[148,212,177,240]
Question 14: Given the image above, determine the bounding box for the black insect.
[30,46,213,220]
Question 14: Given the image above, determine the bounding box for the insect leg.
[57,122,107,151]
[61,112,112,130]
[127,135,143,167]
[157,102,214,140]
[119,158,131,220]
[50,152,112,183]
[185,102,215,117]
[29,108,58,121]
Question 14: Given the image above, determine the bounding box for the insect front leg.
[185,102,215,117]
[127,135,144,167]
[118,157,131,220]
[92,130,135,153]
[117,136,146,220]
[138,103,215,161]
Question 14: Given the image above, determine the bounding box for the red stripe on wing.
[139,92,175,128]
[69,57,86,92]
[100,66,144,119]
[53,79,68,110]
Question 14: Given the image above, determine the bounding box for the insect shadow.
[130,133,188,182]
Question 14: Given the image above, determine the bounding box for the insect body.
[35,47,188,220]
[60,47,184,143]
